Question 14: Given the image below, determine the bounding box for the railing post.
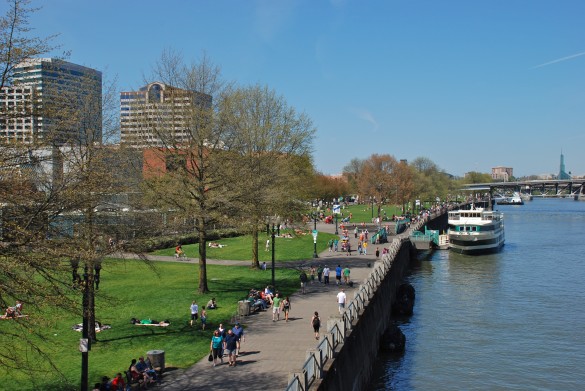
[307,348,323,379]
[328,315,345,341]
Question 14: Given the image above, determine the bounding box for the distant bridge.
[462,179,585,199]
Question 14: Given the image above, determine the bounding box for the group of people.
[313,265,351,285]
[95,356,159,390]
[209,322,245,367]
[190,298,217,329]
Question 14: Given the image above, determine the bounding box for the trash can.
[238,300,250,316]
[147,350,165,373]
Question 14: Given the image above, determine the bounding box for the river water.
[367,198,585,391]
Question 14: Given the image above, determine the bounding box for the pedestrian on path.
[310,266,316,283]
[343,266,350,285]
[311,311,321,340]
[224,329,238,367]
[210,330,224,367]
[265,238,270,251]
[272,293,282,321]
[335,264,342,285]
[363,241,368,255]
[190,301,198,326]
[323,266,330,284]
[282,296,291,322]
[300,271,308,294]
[232,322,245,356]
[317,265,323,283]
[376,247,380,258]
[337,288,347,314]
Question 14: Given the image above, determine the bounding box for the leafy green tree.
[220,84,315,268]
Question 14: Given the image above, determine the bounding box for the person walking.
[343,266,351,285]
[282,296,291,322]
[190,301,198,327]
[337,288,347,315]
[317,265,323,283]
[311,311,321,340]
[210,330,224,367]
[224,329,238,367]
[335,264,342,285]
[363,241,368,255]
[272,293,282,321]
[300,271,308,294]
[232,322,245,356]
[200,308,207,330]
[218,323,226,358]
[376,247,380,259]
[323,266,330,284]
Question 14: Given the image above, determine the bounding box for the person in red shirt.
[110,372,125,390]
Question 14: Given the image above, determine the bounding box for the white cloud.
[350,107,379,132]
[532,51,585,69]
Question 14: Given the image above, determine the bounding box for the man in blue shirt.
[335,264,343,285]
[232,322,245,356]
[224,329,239,367]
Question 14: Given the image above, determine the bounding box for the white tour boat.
[448,205,505,254]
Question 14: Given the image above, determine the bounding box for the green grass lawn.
[1,259,301,390]
[152,229,338,262]
[325,203,403,224]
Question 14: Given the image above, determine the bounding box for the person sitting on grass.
[207,298,217,309]
[110,373,125,391]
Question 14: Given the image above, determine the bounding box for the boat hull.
[448,233,505,254]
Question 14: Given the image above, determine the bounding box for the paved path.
[151,221,389,391]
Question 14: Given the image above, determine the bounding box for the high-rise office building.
[120,81,211,148]
[0,58,102,145]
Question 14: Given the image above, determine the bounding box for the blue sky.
[14,0,585,177]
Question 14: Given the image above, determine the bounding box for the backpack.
[312,316,320,327]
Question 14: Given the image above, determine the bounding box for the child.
[201,309,207,330]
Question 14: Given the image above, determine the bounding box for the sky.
[10,0,585,177]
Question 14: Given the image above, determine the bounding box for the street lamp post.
[371,197,374,220]
[312,212,318,258]
[80,266,90,391]
[271,223,276,292]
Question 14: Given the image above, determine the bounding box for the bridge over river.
[462,179,585,200]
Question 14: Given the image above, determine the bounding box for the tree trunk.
[251,226,259,268]
[88,270,96,342]
[197,220,209,293]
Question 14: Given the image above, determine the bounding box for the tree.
[136,49,232,293]
[342,158,364,194]
[0,0,57,89]
[311,172,351,203]
[220,84,315,268]
[410,157,453,205]
[356,154,403,216]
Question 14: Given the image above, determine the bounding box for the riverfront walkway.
[151,220,387,391]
